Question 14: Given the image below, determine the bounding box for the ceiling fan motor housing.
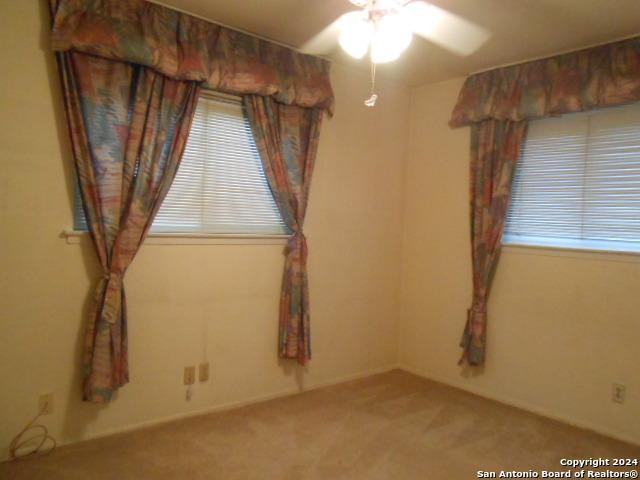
[351,0,410,21]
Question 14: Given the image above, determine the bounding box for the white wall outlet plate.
[39,393,54,415]
[184,366,196,386]
[612,383,626,404]
[199,362,210,382]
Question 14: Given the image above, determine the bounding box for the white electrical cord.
[9,404,57,460]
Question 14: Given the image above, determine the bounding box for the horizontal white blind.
[75,92,288,235]
[504,103,640,252]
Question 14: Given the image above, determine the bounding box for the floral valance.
[49,0,334,113]
[450,37,640,127]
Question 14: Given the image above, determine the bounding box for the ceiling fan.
[302,0,490,106]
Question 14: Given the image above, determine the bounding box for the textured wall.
[399,77,640,445]
[0,0,409,460]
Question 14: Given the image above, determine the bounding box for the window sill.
[62,230,291,246]
[502,242,640,264]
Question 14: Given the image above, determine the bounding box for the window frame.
[67,90,291,244]
[62,229,290,246]
[503,103,640,257]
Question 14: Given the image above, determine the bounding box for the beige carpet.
[1,370,638,479]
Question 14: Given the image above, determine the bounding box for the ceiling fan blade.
[300,11,361,55]
[403,1,490,56]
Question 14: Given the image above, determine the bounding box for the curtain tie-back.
[99,272,124,325]
[459,305,488,366]
[468,304,487,332]
[286,231,308,263]
[102,271,122,280]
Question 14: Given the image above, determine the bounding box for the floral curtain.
[451,36,640,366]
[243,95,323,365]
[460,120,528,366]
[451,37,640,127]
[56,51,200,401]
[49,0,335,397]
[49,0,334,113]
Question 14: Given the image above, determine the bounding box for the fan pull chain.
[364,61,378,107]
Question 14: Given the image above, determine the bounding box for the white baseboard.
[5,363,400,462]
[9,362,634,464]
[398,363,640,448]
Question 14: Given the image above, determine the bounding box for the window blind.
[504,103,640,252]
[74,91,288,235]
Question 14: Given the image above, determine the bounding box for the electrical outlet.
[198,362,210,382]
[39,393,54,415]
[184,366,196,385]
[612,383,626,404]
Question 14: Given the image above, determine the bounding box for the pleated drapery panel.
[48,0,335,393]
[451,37,640,366]
[460,120,528,366]
[56,51,200,401]
[243,95,323,365]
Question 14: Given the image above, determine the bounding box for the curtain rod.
[470,33,640,75]
[146,0,330,62]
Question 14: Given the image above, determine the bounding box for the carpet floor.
[1,370,638,479]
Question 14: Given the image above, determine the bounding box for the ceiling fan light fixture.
[305,0,491,108]
[370,13,412,63]
[338,13,374,59]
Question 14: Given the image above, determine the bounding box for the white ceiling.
[153,0,640,86]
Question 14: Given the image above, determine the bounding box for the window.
[74,91,288,235]
[504,103,640,253]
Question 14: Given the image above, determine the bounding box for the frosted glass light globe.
[338,13,374,59]
[370,13,412,63]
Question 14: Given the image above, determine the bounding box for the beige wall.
[0,1,409,460]
[399,77,640,445]
[2,0,638,462]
